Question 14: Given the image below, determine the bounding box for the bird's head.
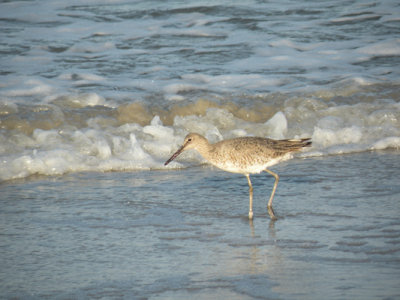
[164,133,205,165]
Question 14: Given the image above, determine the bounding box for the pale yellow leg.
[245,174,254,220]
[265,169,279,220]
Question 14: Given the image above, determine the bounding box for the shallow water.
[1,151,400,299]
[1,1,400,298]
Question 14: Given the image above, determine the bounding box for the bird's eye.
[188,138,192,142]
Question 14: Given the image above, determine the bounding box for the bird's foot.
[248,210,254,220]
[267,206,277,221]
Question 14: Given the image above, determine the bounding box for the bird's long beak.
[164,143,186,166]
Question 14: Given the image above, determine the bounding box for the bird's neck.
[195,138,214,161]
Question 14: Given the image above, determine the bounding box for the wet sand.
[1,151,400,299]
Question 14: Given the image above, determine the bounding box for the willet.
[164,133,311,220]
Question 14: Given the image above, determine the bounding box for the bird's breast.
[208,153,293,174]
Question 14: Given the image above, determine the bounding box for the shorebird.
[164,133,311,220]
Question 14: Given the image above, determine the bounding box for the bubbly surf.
[1,0,399,181]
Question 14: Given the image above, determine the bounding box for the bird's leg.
[246,174,254,220]
[265,169,279,220]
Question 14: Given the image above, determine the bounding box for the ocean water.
[1,0,400,298]
[1,0,400,179]
[1,152,400,299]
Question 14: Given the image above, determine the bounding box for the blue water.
[1,152,400,299]
[1,0,400,180]
[1,0,399,100]
[1,0,400,298]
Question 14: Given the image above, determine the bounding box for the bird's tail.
[273,138,312,152]
[288,138,312,148]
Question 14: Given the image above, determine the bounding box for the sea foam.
[1,87,399,182]
[0,0,399,181]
